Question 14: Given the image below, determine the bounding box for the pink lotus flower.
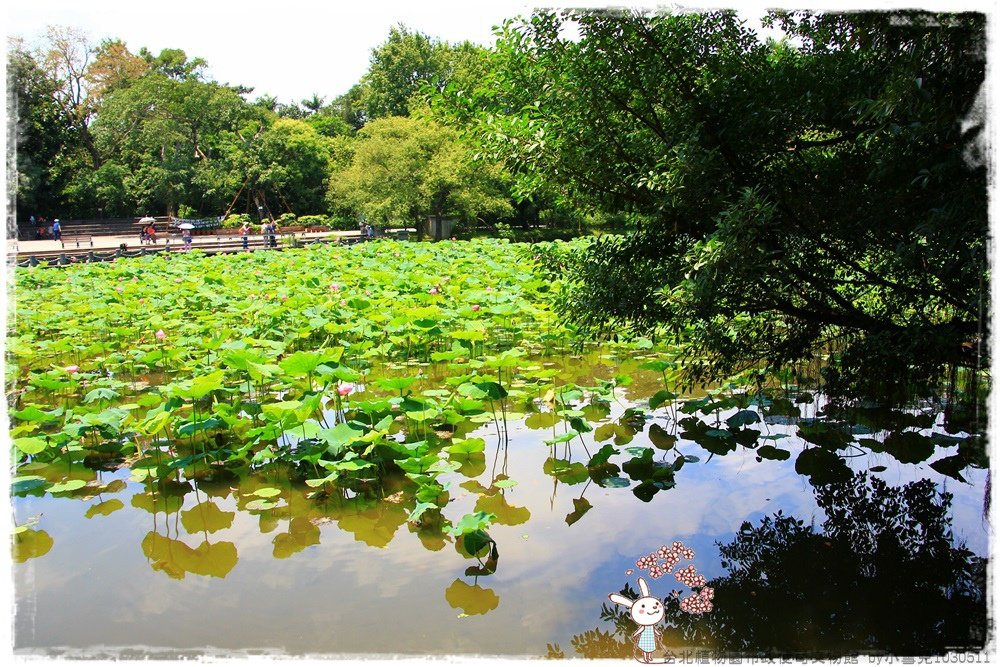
[138,298,145,305]
[486,286,493,292]
[471,304,481,312]
[65,365,79,374]
[340,299,347,306]
[429,288,438,295]
[280,295,288,301]
[338,384,355,397]
[116,286,123,293]
[330,283,340,291]
[174,278,182,283]
[365,290,372,296]
[155,329,166,340]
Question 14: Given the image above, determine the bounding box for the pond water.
[12,352,990,659]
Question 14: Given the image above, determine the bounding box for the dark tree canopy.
[438,9,988,397]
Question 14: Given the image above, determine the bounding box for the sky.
[7,0,994,105]
[6,0,537,104]
[6,0,970,107]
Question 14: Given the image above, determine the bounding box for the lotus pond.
[8,239,990,659]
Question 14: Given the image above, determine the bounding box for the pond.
[12,351,989,659]
[9,240,990,659]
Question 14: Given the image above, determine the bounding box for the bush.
[221,213,253,229]
[297,215,331,229]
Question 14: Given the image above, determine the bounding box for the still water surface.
[12,357,990,659]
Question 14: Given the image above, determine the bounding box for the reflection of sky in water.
[12,395,989,658]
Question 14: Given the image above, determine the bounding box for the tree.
[90,70,263,216]
[254,118,333,215]
[327,115,511,234]
[358,25,443,120]
[564,472,987,657]
[8,39,75,219]
[300,93,325,115]
[328,84,366,131]
[358,25,491,123]
[138,46,207,81]
[85,38,148,101]
[439,9,988,398]
[41,25,103,170]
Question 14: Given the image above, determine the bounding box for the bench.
[60,234,94,249]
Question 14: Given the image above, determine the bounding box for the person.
[51,219,61,241]
[366,223,374,240]
[263,220,277,248]
[182,227,193,251]
[240,222,251,250]
[146,225,157,244]
[139,227,149,244]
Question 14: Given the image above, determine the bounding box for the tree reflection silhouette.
[560,472,987,659]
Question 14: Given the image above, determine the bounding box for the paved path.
[7,229,364,257]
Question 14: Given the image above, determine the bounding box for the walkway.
[5,229,390,267]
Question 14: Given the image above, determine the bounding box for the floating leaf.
[448,511,495,537]
[13,436,51,456]
[883,430,935,464]
[795,447,852,486]
[13,529,54,562]
[565,497,592,525]
[245,498,279,511]
[444,579,499,615]
[726,409,761,428]
[928,455,968,483]
[542,458,589,484]
[85,499,125,519]
[649,390,677,410]
[757,445,791,461]
[648,423,676,450]
[47,479,88,494]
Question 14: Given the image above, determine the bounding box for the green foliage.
[358,24,490,122]
[328,115,512,231]
[222,213,253,228]
[439,9,988,399]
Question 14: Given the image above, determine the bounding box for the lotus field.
[9,239,693,555]
[8,238,989,657]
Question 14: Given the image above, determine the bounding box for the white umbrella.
[138,216,156,224]
[178,223,194,230]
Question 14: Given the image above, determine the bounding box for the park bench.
[60,234,94,249]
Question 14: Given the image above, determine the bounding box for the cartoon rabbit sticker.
[609,577,669,663]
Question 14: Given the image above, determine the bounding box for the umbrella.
[178,223,194,230]
[137,216,156,224]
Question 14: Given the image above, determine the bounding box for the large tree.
[358,24,490,124]
[8,39,75,219]
[327,115,511,234]
[438,9,988,397]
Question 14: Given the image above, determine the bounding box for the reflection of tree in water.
[558,472,987,659]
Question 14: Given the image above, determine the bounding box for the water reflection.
[558,471,988,658]
[11,352,991,656]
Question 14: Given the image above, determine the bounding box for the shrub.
[298,215,331,229]
[221,213,253,229]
